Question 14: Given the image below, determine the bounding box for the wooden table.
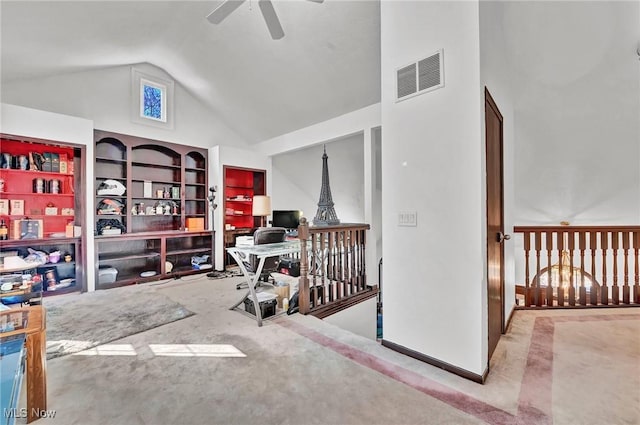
[0,306,47,423]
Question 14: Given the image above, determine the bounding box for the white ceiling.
[0,0,381,144]
[1,1,638,146]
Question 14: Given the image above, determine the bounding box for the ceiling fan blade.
[207,0,246,24]
[307,0,324,3]
[258,0,285,40]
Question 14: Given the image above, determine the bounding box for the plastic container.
[243,292,277,318]
[98,267,118,284]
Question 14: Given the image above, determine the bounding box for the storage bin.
[243,292,277,318]
[186,217,204,231]
[277,258,300,277]
[98,267,118,284]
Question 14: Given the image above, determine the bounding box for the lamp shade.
[252,195,271,217]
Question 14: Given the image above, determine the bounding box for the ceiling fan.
[206,0,324,40]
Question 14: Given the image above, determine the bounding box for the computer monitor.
[271,210,302,230]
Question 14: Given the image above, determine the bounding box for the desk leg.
[26,329,47,423]
[228,253,267,327]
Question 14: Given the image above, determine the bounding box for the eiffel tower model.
[313,146,340,226]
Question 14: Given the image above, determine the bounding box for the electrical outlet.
[398,211,417,227]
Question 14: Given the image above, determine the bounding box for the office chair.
[236,227,287,290]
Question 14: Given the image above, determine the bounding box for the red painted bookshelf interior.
[0,138,75,237]
[224,167,265,231]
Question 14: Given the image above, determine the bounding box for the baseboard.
[381,339,487,384]
[505,305,516,333]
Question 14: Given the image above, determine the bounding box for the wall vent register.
[396,49,444,101]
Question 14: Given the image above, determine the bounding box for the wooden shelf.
[94,130,210,288]
[95,157,127,164]
[166,247,211,256]
[1,215,74,219]
[0,169,73,178]
[0,135,84,296]
[98,251,160,262]
[95,176,126,181]
[2,192,74,197]
[131,162,181,170]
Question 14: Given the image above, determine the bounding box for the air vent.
[397,63,417,99]
[396,49,444,102]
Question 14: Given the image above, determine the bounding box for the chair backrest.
[250,227,287,273]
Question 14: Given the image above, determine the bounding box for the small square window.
[141,79,166,122]
[131,68,174,129]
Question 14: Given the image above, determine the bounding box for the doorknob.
[497,232,511,243]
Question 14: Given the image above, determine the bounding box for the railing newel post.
[298,217,310,315]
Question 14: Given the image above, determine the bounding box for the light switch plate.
[398,211,417,227]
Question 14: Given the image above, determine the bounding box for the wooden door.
[485,88,505,360]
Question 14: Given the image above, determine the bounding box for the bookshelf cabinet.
[222,166,265,266]
[0,135,86,295]
[94,130,211,287]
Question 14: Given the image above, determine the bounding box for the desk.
[226,240,301,326]
[0,306,47,423]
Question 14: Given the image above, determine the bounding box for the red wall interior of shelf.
[224,167,264,230]
[1,138,75,237]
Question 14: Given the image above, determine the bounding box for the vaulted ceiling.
[0,0,381,144]
[1,1,637,146]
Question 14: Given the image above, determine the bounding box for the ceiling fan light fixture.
[258,0,285,40]
[206,0,322,40]
[206,0,246,24]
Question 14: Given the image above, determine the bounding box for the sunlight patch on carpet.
[45,286,194,359]
[73,344,138,356]
[149,343,246,357]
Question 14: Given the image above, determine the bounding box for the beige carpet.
[35,275,640,424]
[44,283,194,359]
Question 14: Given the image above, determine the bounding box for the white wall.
[323,297,378,340]
[506,1,640,225]
[1,103,96,291]
[381,1,486,376]
[210,145,272,270]
[271,134,365,224]
[479,0,517,337]
[255,104,381,156]
[1,63,247,149]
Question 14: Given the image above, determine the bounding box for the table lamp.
[252,195,271,228]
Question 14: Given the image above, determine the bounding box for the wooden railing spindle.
[611,232,619,305]
[578,232,587,305]
[600,232,609,305]
[590,232,598,306]
[568,230,576,306]
[546,231,554,306]
[535,231,543,307]
[634,231,640,304]
[557,231,565,306]
[622,231,630,304]
[523,231,531,306]
[311,234,318,288]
